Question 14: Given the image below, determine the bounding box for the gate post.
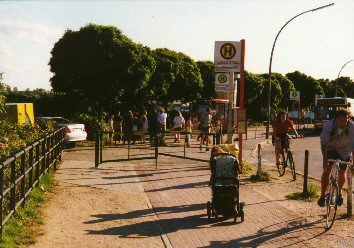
[95,131,99,167]
[100,131,103,164]
[155,133,158,169]
[347,166,353,216]
[303,150,309,195]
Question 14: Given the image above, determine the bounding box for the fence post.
[255,124,257,139]
[184,142,186,158]
[11,160,16,214]
[0,164,4,239]
[36,144,40,184]
[347,166,353,216]
[155,133,158,169]
[21,152,26,207]
[100,131,103,164]
[303,150,309,195]
[29,148,33,190]
[46,137,50,171]
[95,131,99,167]
[41,140,46,174]
[257,144,261,175]
[53,133,57,171]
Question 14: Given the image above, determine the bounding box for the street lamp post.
[266,3,334,139]
[335,60,353,97]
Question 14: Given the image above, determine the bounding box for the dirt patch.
[29,181,164,248]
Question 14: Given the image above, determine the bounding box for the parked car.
[35,117,87,147]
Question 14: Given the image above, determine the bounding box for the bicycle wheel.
[277,151,286,176]
[326,183,338,229]
[287,152,296,180]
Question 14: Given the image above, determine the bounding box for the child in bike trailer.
[272,111,299,167]
[318,108,354,207]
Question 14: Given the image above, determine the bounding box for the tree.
[170,53,202,103]
[286,71,324,108]
[49,24,156,117]
[145,48,202,106]
[196,61,215,99]
[0,81,6,119]
[335,76,354,98]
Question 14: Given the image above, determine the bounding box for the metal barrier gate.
[95,130,222,167]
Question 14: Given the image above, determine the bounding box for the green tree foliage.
[0,81,6,119]
[286,71,324,107]
[170,52,202,103]
[49,24,155,113]
[335,76,354,98]
[144,48,202,106]
[196,61,215,99]
[259,73,296,109]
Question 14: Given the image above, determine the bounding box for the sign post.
[290,91,300,129]
[214,40,244,163]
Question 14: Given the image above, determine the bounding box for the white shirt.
[157,113,167,124]
[108,119,114,131]
[173,116,185,128]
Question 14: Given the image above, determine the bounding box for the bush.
[239,160,253,174]
[285,183,320,201]
[0,82,6,119]
[250,169,271,182]
[0,119,53,163]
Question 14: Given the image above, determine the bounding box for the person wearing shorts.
[273,111,298,166]
[173,111,185,143]
[200,108,212,151]
[318,108,354,207]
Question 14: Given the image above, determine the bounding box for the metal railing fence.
[95,130,222,167]
[0,127,65,238]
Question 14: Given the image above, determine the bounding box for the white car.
[36,117,87,147]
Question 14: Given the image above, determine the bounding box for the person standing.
[317,108,354,207]
[114,111,123,144]
[148,108,158,144]
[186,115,193,147]
[107,115,114,145]
[200,108,212,151]
[123,111,134,145]
[157,109,167,133]
[140,110,149,143]
[173,111,185,143]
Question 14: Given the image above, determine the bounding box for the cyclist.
[273,110,299,167]
[318,108,354,207]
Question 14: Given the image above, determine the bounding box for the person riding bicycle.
[273,111,299,167]
[318,108,354,207]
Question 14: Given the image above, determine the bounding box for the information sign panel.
[214,41,241,72]
[236,108,246,134]
[215,73,229,92]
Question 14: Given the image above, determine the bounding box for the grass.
[250,169,271,182]
[285,183,320,202]
[0,173,55,248]
[239,160,253,174]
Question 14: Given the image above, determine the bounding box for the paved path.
[33,131,336,248]
[133,155,322,248]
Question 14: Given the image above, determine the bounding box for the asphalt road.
[261,131,323,179]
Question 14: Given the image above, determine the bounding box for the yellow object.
[5,103,34,125]
[213,143,239,156]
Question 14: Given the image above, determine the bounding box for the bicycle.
[325,159,353,229]
[276,135,299,180]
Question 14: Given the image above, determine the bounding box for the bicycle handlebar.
[327,159,353,167]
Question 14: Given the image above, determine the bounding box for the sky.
[0,0,353,91]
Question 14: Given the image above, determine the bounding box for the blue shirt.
[320,118,354,159]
